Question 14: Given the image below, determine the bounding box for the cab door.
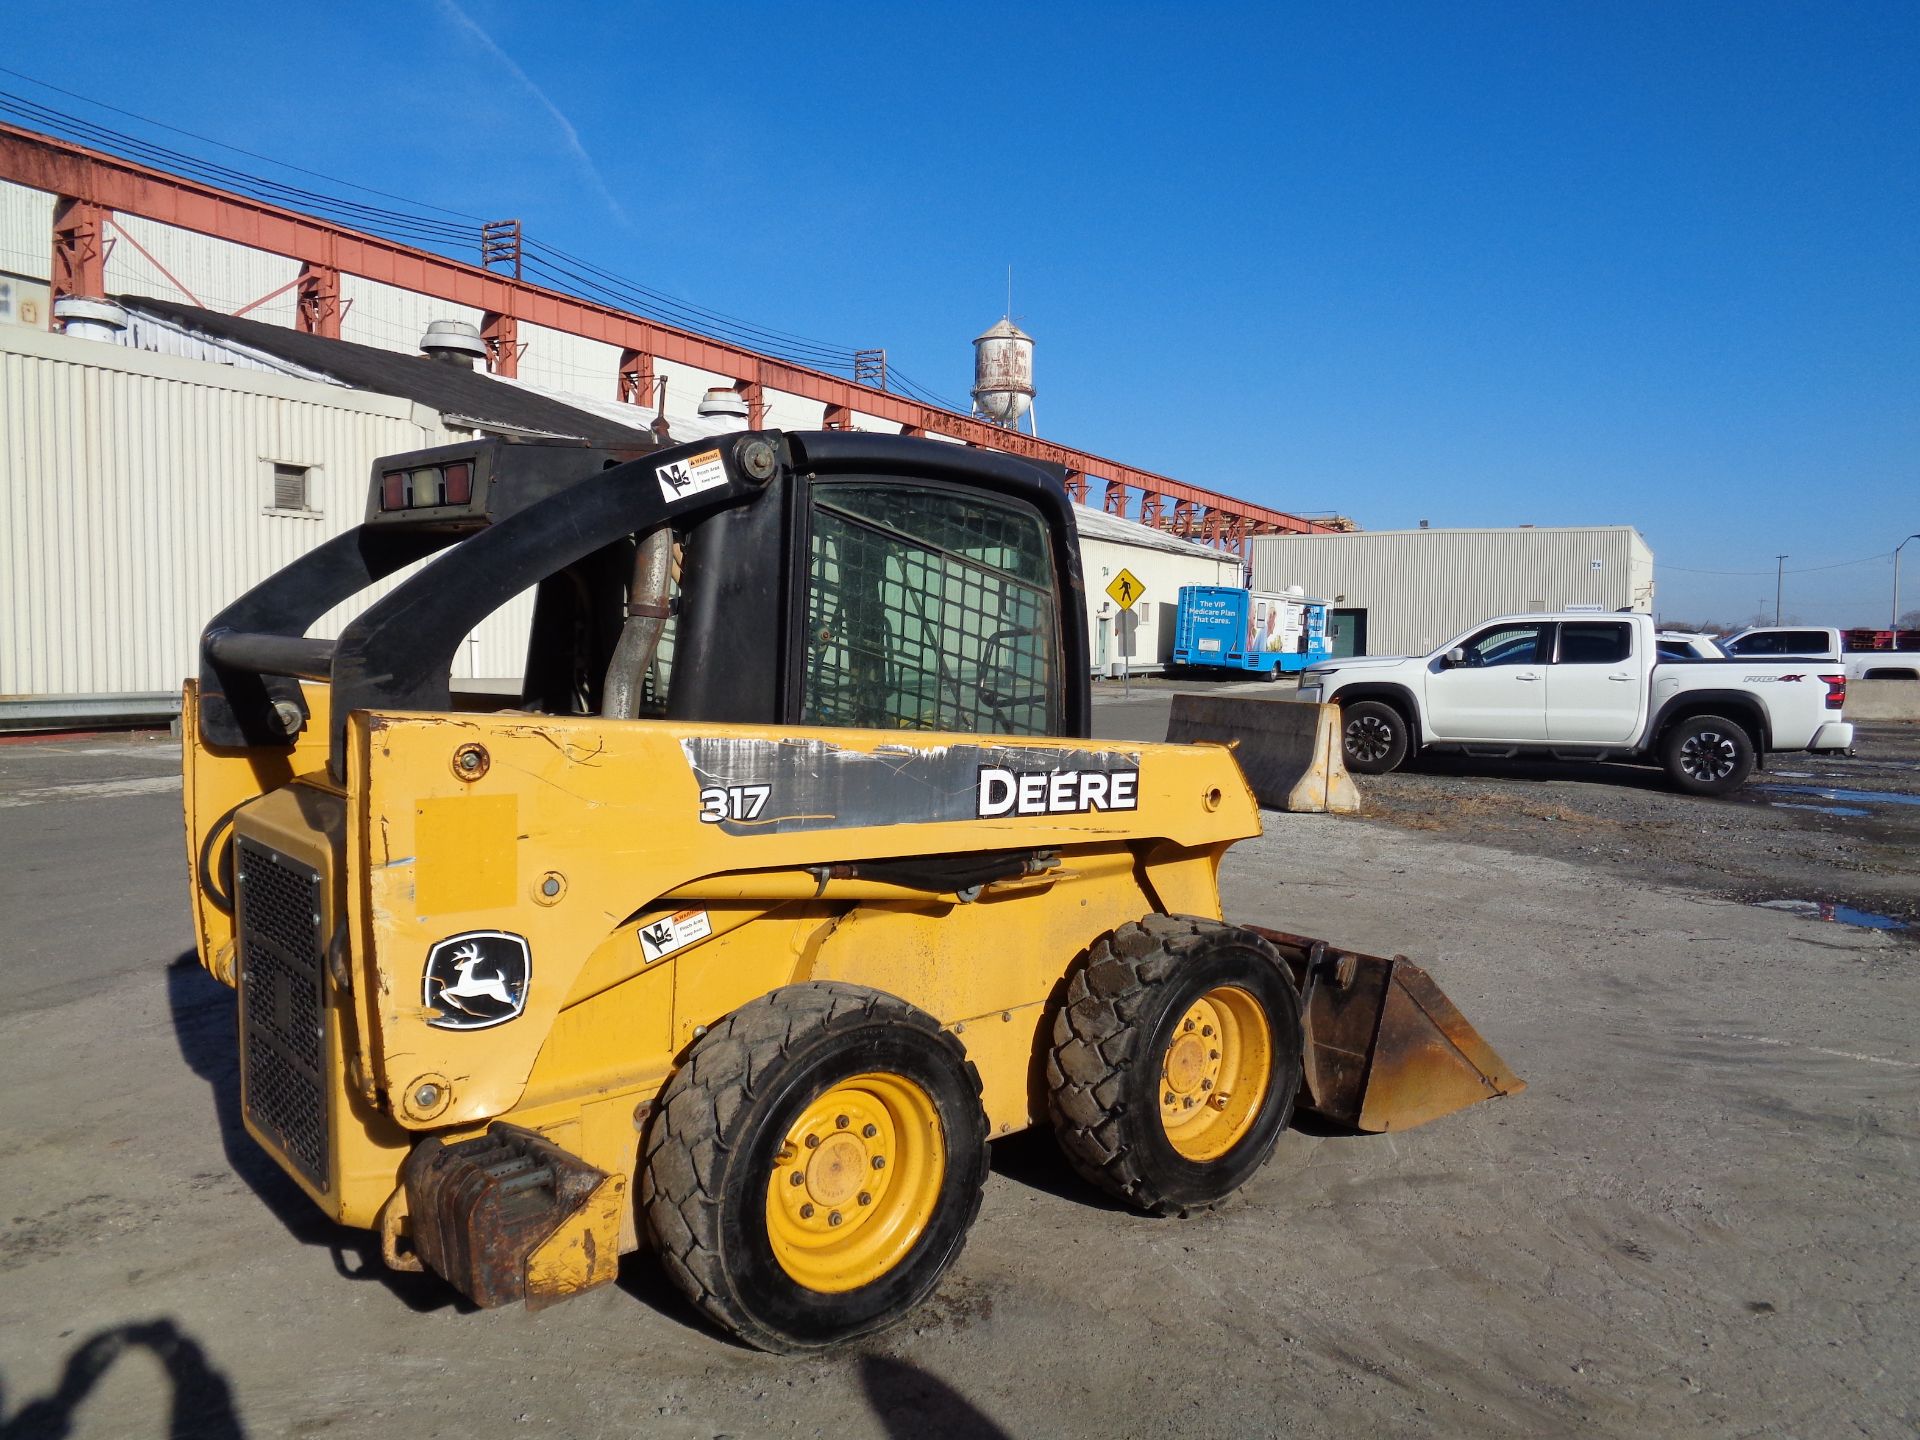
[1546,620,1642,742]
[1423,622,1550,740]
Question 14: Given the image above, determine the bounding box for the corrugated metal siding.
[516,320,622,398]
[338,274,484,355]
[1251,527,1652,656]
[104,213,300,323]
[0,325,550,696]
[1078,527,1239,670]
[1,180,54,282]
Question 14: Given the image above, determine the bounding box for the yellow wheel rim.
[1158,986,1273,1162]
[764,1072,946,1294]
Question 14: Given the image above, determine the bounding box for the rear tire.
[1341,699,1409,774]
[1661,714,1756,795]
[641,982,989,1353]
[1046,916,1303,1217]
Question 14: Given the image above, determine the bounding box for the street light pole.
[1774,555,1788,625]
[1895,534,1920,650]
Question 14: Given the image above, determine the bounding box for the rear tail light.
[379,460,476,511]
[1820,674,1846,708]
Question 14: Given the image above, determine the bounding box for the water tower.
[971,318,1036,434]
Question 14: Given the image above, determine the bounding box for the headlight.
[1297,684,1324,704]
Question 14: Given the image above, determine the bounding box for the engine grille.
[235,837,330,1192]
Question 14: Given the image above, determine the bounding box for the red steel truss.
[3,122,1331,544]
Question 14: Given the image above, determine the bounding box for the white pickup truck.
[1297,612,1854,795]
[1722,626,1920,682]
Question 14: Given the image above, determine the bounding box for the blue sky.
[8,2,1915,625]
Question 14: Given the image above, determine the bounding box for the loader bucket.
[1249,928,1524,1132]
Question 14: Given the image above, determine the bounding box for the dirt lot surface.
[1344,721,1920,936]
[1,730,1916,1438]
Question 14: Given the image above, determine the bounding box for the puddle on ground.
[1753,783,1920,809]
[1755,899,1909,931]
[1773,801,1872,818]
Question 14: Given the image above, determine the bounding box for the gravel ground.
[1343,722,1920,935]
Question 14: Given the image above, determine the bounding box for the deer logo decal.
[422,931,531,1031]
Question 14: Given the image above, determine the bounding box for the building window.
[264,462,320,517]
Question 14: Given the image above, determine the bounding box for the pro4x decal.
[638,909,714,963]
[422,930,530,1030]
[656,448,728,503]
[680,736,1142,836]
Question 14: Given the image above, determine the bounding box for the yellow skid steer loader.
[181,430,1521,1352]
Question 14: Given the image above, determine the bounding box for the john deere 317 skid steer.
[181,429,1521,1352]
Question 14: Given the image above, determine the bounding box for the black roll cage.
[197,429,1092,781]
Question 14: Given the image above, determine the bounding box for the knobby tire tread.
[1046,915,1243,1218]
[639,981,986,1348]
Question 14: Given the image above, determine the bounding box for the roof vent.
[53,296,127,342]
[420,319,486,367]
[696,387,750,423]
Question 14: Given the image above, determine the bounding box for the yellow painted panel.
[415,794,517,914]
[953,1001,1050,1137]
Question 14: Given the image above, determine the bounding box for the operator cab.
[197,431,1092,778]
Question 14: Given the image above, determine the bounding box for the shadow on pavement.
[164,952,458,1315]
[1404,751,1671,792]
[0,1318,245,1440]
[984,1130,1127,1213]
[859,1354,1012,1440]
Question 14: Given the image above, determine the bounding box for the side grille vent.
[235,838,330,1191]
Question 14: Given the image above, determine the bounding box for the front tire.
[1046,917,1303,1216]
[1341,699,1409,774]
[641,983,989,1353]
[1661,714,1756,795]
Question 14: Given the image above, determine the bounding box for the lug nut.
[1202,1079,1213,1091]
[413,1083,441,1108]
[1183,1018,1194,1031]
[858,1192,872,1206]
[1183,1097,1196,1109]
[828,1211,843,1227]
[799,1204,814,1219]
[871,1156,886,1170]
[789,1172,804,1187]
[862,1124,877,1138]
[1210,1049,1220,1060]
[1202,1025,1214,1037]
[1164,1091,1176,1105]
[805,1134,820,1149]
[836,1115,849,1129]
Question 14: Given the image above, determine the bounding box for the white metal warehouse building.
[1250,526,1654,658]
[0,310,1233,725]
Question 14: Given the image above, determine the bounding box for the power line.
[0,64,485,223]
[0,79,957,390]
[1657,553,1888,577]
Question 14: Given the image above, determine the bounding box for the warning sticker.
[638,909,714,963]
[656,449,729,503]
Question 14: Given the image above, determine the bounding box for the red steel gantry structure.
[4,121,1331,549]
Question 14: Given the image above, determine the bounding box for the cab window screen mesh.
[802,485,1059,734]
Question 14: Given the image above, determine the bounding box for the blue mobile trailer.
[1171,585,1331,677]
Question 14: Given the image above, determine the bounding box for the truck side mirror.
[1445,647,1467,667]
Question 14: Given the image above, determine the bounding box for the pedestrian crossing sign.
[1105,568,1147,609]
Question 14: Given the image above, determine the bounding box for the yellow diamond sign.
[1105,568,1147,609]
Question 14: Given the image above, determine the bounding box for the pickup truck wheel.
[1341,700,1408,774]
[1661,715,1755,795]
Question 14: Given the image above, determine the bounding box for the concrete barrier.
[1167,694,1361,814]
[1845,679,1920,723]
